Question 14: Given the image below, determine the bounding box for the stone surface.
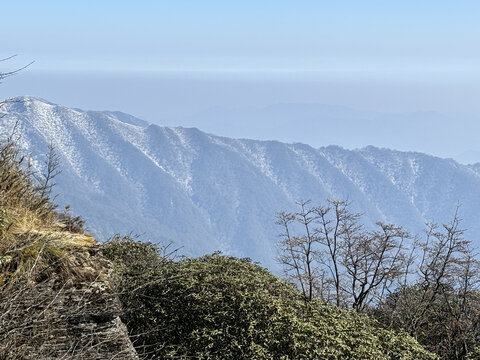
[0,245,139,360]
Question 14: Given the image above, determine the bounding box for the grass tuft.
[0,134,96,286]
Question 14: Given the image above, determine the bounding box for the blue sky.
[2,1,480,161]
[4,1,480,73]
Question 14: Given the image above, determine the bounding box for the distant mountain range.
[2,96,480,269]
[182,104,480,164]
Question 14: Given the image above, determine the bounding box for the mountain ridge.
[2,96,480,269]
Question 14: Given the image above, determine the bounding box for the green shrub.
[104,237,437,359]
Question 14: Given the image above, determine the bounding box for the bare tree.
[0,55,33,81]
[409,211,470,333]
[342,222,409,311]
[314,199,362,306]
[276,201,319,302]
[374,209,480,360]
[0,55,34,109]
[34,143,62,212]
[276,199,409,309]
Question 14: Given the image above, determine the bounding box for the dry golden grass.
[0,205,98,285]
[0,137,97,285]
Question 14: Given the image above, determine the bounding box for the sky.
[2,1,480,161]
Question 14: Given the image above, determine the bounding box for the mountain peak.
[2,96,149,129]
[9,95,53,104]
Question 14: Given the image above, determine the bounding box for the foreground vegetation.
[0,134,137,359]
[104,236,436,359]
[277,200,480,360]
[0,133,93,288]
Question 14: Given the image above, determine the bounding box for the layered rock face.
[0,244,138,360]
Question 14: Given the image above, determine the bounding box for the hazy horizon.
[2,1,480,162]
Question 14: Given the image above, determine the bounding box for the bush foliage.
[104,236,437,359]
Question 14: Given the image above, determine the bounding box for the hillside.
[2,96,480,269]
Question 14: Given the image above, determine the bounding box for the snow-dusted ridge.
[2,96,480,269]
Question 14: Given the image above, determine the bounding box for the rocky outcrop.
[0,244,138,360]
